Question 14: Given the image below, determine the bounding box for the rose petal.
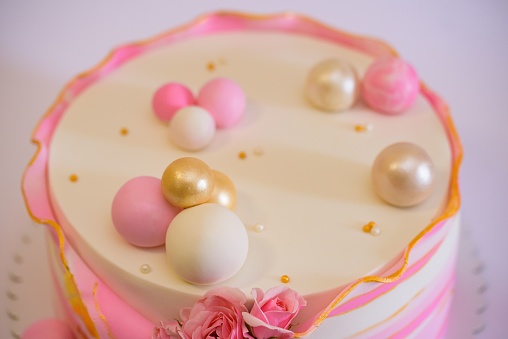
[204,286,247,306]
[243,312,294,339]
[177,287,247,339]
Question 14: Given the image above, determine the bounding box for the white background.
[1,0,507,337]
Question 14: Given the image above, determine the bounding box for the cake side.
[22,11,462,339]
[43,215,459,338]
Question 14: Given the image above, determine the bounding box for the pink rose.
[152,320,182,339]
[179,286,248,339]
[243,286,307,339]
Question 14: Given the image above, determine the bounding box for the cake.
[22,12,462,339]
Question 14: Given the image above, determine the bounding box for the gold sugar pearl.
[355,123,374,132]
[120,128,129,136]
[69,174,78,182]
[363,221,381,236]
[362,221,376,233]
[207,62,216,71]
[281,275,290,284]
[238,151,247,160]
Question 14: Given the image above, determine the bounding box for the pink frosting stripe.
[317,217,450,322]
[364,256,456,338]
[413,296,452,339]
[372,218,449,279]
[21,12,463,337]
[66,240,153,338]
[48,245,86,335]
[327,238,443,318]
[435,306,452,339]
[389,275,454,339]
[328,218,451,317]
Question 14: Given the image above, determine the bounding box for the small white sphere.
[305,59,360,112]
[169,106,216,151]
[165,203,248,285]
[370,227,381,236]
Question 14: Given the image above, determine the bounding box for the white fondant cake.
[23,12,462,339]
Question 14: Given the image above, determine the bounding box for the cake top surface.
[47,29,452,297]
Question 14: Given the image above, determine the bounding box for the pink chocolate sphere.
[22,318,74,339]
[197,78,246,128]
[361,57,419,115]
[112,176,181,247]
[152,82,195,122]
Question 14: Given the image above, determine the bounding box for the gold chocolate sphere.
[305,59,360,112]
[161,157,214,208]
[372,142,435,207]
[208,170,237,210]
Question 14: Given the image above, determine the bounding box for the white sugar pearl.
[139,264,152,274]
[253,223,265,233]
[169,106,216,151]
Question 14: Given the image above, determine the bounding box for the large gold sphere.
[161,157,214,208]
[305,59,360,112]
[372,142,435,207]
[208,170,237,210]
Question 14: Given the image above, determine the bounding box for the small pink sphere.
[152,82,195,122]
[112,176,181,247]
[197,78,246,128]
[22,318,74,339]
[361,57,419,115]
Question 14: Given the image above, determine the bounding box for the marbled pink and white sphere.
[362,57,419,115]
[197,78,246,128]
[169,106,216,151]
[152,82,194,122]
[112,176,181,247]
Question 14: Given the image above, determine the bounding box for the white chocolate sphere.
[169,106,216,151]
[305,59,360,112]
[165,203,248,285]
[372,142,435,207]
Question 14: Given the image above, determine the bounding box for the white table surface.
[1,1,506,337]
